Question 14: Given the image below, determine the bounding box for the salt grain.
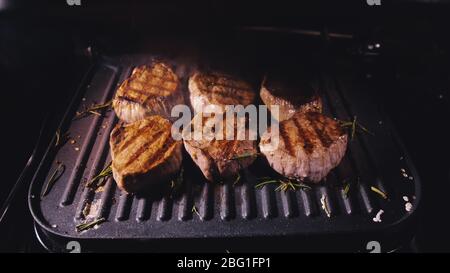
[403,196,409,202]
[74,147,80,151]
[405,202,413,212]
[373,209,384,223]
[51,224,58,228]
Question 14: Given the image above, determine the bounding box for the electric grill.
[26,32,421,252]
[6,0,449,253]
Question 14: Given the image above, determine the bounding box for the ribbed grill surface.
[29,55,420,240]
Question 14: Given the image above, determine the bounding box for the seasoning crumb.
[82,97,86,101]
[400,156,404,160]
[372,209,384,223]
[74,147,80,152]
[403,196,409,202]
[405,202,413,212]
[51,224,58,228]
[402,173,408,178]
[102,125,106,129]
[77,135,81,139]
[409,176,413,180]
[70,139,76,144]
[400,168,406,173]
[31,195,35,199]
[320,194,331,218]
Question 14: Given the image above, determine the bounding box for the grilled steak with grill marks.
[183,113,257,181]
[188,72,256,113]
[113,63,184,123]
[110,116,182,193]
[259,111,347,182]
[260,73,322,121]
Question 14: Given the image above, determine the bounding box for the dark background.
[0,0,449,252]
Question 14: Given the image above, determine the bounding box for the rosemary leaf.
[76,100,112,119]
[42,163,65,198]
[86,162,112,189]
[76,218,106,232]
[339,116,373,140]
[54,129,69,148]
[254,180,279,189]
[275,184,284,191]
[233,173,241,186]
[290,182,312,190]
[255,178,311,192]
[370,186,388,200]
[192,205,201,218]
[343,183,351,198]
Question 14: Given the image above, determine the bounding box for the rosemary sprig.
[41,163,65,198]
[255,178,311,192]
[338,116,374,140]
[55,129,61,147]
[255,180,279,189]
[370,186,388,200]
[75,100,112,119]
[86,162,112,189]
[76,217,106,232]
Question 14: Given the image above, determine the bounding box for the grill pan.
[28,41,422,252]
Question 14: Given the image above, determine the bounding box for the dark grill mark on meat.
[117,95,141,104]
[305,113,333,148]
[117,123,156,152]
[292,116,315,154]
[280,122,295,156]
[132,67,178,84]
[123,132,169,168]
[143,138,177,170]
[128,82,174,94]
